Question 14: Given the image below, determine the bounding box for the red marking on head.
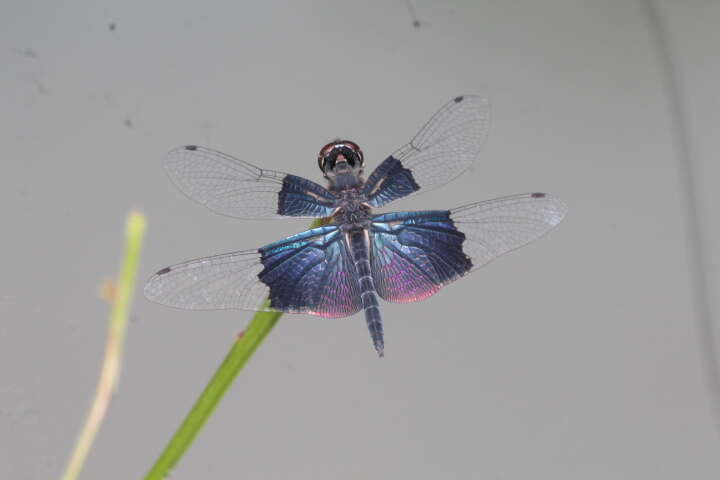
[317,139,364,171]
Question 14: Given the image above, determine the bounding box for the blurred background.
[1,1,719,478]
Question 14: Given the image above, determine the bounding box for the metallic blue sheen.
[362,156,420,208]
[278,175,337,217]
[260,226,338,253]
[258,226,362,317]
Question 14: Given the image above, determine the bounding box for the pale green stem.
[61,210,147,480]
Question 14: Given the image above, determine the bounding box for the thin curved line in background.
[641,0,720,436]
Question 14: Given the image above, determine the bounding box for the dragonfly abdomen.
[346,228,384,357]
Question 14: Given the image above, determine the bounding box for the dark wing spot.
[531,192,546,198]
[156,267,172,275]
[453,96,464,103]
[185,145,198,151]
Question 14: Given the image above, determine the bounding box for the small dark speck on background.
[124,119,133,128]
[406,0,422,29]
[109,22,116,31]
[34,80,49,95]
[14,47,37,58]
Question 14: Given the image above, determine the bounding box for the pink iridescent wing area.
[371,211,470,303]
[370,193,567,303]
[144,225,362,318]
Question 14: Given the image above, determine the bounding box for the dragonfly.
[144,95,566,357]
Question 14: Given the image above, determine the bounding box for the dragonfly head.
[318,140,364,184]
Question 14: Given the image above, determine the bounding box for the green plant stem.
[144,308,282,480]
[144,218,326,480]
[61,210,147,480]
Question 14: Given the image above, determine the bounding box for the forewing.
[370,193,566,303]
[145,225,362,317]
[164,145,337,219]
[363,95,490,207]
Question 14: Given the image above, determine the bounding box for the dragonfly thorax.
[333,189,372,227]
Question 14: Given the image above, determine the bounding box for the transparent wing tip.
[530,192,568,227]
[143,268,171,304]
[452,94,489,103]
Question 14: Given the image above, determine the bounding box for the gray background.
[2,1,719,479]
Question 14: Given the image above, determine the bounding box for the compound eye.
[339,148,358,168]
[318,140,364,173]
[324,155,336,172]
[324,151,339,171]
[346,142,364,167]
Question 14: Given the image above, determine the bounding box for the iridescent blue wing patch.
[259,226,362,317]
[165,145,337,219]
[370,193,566,303]
[363,95,491,208]
[371,211,471,302]
[145,225,362,317]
